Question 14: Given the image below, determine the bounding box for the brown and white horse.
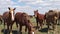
[15,12,35,34]
[45,10,59,34]
[34,10,45,30]
[3,7,16,34]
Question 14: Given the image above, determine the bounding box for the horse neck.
[37,13,40,18]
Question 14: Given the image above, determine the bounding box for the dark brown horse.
[34,10,45,29]
[45,10,59,34]
[15,12,35,34]
[2,7,16,34]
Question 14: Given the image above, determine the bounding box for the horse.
[15,12,35,34]
[45,10,59,34]
[34,10,45,29]
[2,7,16,34]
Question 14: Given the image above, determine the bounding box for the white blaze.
[32,32,34,34]
[11,11,14,21]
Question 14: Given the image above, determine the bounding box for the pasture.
[0,17,60,34]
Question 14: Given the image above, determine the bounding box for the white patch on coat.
[32,32,34,34]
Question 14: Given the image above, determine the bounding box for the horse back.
[15,12,30,25]
[38,13,45,20]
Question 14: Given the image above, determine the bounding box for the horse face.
[34,11,38,17]
[8,7,16,21]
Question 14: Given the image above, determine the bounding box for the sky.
[0,0,60,15]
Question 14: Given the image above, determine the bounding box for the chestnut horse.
[45,10,59,34]
[34,10,45,29]
[15,12,35,34]
[2,7,16,34]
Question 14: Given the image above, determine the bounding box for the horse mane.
[49,10,53,12]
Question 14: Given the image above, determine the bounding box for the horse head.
[34,10,38,17]
[8,7,16,21]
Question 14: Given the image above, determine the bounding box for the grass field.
[0,17,60,34]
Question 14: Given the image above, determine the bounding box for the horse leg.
[56,24,58,34]
[55,20,58,34]
[53,21,58,34]
[53,24,55,34]
[28,26,31,34]
[40,20,43,30]
[55,25,57,34]
[43,20,45,25]
[25,26,28,34]
[48,25,50,34]
[53,24,57,34]
[16,22,19,31]
[36,20,38,29]
[25,26,27,32]
[38,21,42,30]
[1,20,2,24]
[40,23,42,30]
[0,19,2,24]
[19,25,22,34]
[7,24,10,34]
[16,22,20,34]
[10,24,13,34]
[4,21,5,32]
[56,20,58,25]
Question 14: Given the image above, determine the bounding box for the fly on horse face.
[15,12,35,34]
[45,10,59,34]
[3,7,16,34]
[34,10,45,30]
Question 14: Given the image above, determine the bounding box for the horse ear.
[14,8,16,10]
[8,7,10,10]
[36,10,38,11]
